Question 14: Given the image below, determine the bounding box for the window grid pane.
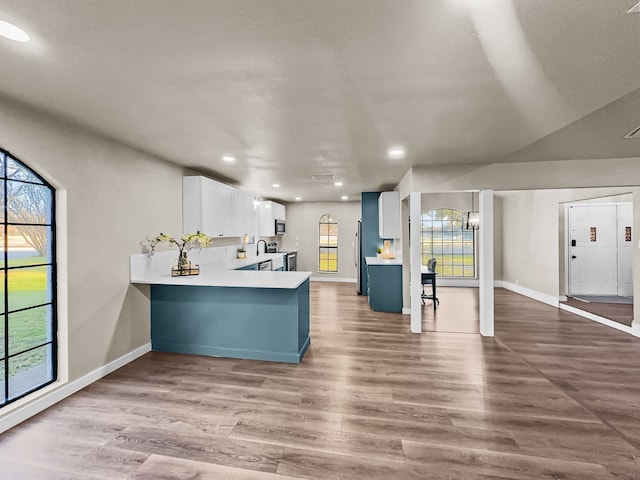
[421,208,475,278]
[1,151,56,409]
[319,214,338,273]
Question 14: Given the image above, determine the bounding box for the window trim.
[318,214,338,273]
[0,147,57,409]
[421,208,476,278]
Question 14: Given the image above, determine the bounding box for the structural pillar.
[410,192,422,333]
[479,190,495,337]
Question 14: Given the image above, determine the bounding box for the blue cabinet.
[360,192,381,296]
[151,280,311,363]
[237,263,259,271]
[367,264,402,313]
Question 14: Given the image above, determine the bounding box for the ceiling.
[0,0,638,202]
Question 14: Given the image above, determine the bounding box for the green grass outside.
[422,254,475,277]
[319,252,338,272]
[0,255,51,379]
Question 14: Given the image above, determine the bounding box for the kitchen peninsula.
[131,252,311,363]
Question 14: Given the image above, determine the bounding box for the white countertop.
[131,252,311,289]
[365,256,402,266]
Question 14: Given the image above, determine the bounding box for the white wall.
[498,187,638,299]
[396,161,640,327]
[0,96,184,415]
[280,201,360,280]
[398,158,640,198]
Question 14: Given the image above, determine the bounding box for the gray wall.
[0,96,184,387]
[498,187,637,298]
[280,201,360,279]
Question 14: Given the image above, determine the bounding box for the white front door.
[568,205,618,295]
[617,204,633,297]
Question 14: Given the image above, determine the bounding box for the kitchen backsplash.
[130,242,264,278]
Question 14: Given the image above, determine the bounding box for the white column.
[410,192,422,333]
[479,190,495,337]
[632,188,640,336]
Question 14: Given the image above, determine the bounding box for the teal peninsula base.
[150,279,310,363]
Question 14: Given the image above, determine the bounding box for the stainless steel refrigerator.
[355,220,362,294]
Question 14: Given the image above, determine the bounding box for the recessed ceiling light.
[222,155,235,162]
[341,195,349,201]
[387,146,406,159]
[272,184,280,188]
[0,20,30,43]
[295,196,302,201]
[334,181,343,187]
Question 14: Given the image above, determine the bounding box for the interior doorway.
[565,201,633,326]
[568,203,633,298]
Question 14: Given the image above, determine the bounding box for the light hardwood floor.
[1,283,639,479]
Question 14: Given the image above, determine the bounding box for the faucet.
[256,239,267,256]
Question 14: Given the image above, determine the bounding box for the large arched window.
[319,214,338,273]
[421,208,475,277]
[1,148,56,408]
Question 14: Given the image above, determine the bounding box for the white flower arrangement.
[142,231,214,256]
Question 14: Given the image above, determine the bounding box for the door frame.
[564,201,633,298]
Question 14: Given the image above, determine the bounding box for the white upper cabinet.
[183,176,234,238]
[208,180,234,237]
[259,201,275,236]
[379,191,401,238]
[184,176,282,238]
[183,176,200,235]
[272,202,286,221]
[258,200,286,236]
[233,188,258,238]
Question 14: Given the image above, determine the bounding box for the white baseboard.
[438,278,480,287]
[498,281,639,339]
[0,343,151,434]
[402,308,411,315]
[559,304,640,338]
[498,281,559,307]
[310,276,356,283]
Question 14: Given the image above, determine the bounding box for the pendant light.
[466,193,479,230]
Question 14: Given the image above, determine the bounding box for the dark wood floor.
[562,296,634,327]
[1,283,640,479]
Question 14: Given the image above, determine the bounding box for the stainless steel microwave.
[275,219,286,235]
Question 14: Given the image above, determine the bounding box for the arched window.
[421,208,475,277]
[319,214,338,273]
[0,149,56,408]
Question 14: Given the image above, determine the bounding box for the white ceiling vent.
[311,174,336,182]
[628,2,640,13]
[624,124,640,139]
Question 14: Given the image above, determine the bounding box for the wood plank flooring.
[561,296,633,327]
[1,282,640,479]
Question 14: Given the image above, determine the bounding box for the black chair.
[421,258,439,308]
